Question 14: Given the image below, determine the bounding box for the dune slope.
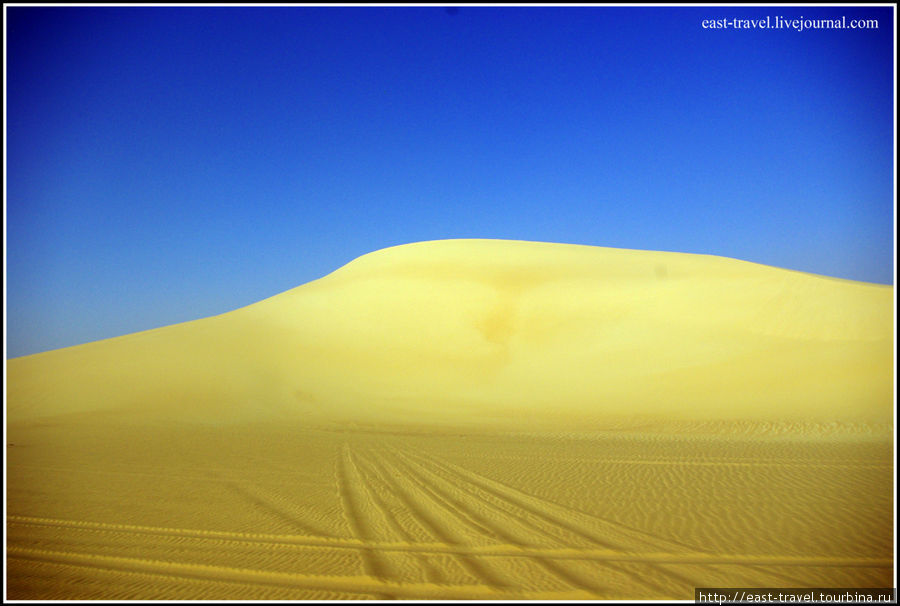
[7,239,893,428]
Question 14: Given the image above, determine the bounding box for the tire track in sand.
[7,546,550,600]
[393,448,599,547]
[403,448,701,551]
[356,449,512,588]
[396,447,702,594]
[7,515,359,548]
[224,480,332,537]
[7,517,889,567]
[385,447,610,596]
[8,556,366,601]
[346,450,447,584]
[393,447,683,596]
[335,443,395,595]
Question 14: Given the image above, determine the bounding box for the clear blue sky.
[5,6,895,357]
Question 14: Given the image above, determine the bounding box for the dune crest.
[7,239,893,428]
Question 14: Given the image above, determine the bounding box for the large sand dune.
[6,239,894,599]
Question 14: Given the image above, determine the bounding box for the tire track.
[7,546,544,600]
[379,451,504,541]
[7,547,365,600]
[6,515,357,548]
[342,449,396,541]
[343,447,439,584]
[386,448,610,596]
[358,449,511,588]
[348,450,447,584]
[394,449,600,547]
[398,447,702,594]
[8,517,889,569]
[336,443,395,591]
[7,520,355,578]
[225,480,332,537]
[405,448,701,552]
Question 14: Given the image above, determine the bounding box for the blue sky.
[5,6,895,357]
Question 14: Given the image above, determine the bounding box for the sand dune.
[7,239,892,427]
[6,239,894,599]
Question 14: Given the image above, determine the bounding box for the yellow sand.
[6,239,894,599]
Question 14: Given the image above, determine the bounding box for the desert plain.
[5,239,894,600]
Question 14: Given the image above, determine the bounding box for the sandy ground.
[6,240,894,599]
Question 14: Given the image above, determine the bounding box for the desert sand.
[6,239,894,600]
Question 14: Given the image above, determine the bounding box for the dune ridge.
[7,239,893,429]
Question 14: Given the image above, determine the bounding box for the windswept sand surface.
[6,240,894,599]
